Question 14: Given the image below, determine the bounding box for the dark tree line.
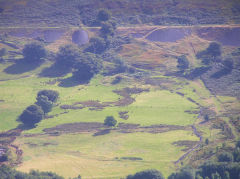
[0,164,82,179]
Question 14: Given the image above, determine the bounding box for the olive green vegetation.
[15,130,199,178]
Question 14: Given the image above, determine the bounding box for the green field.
[15,130,199,178]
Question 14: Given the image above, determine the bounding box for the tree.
[211,172,221,179]
[236,140,240,148]
[223,171,230,179]
[177,55,189,71]
[36,95,53,113]
[23,42,47,62]
[0,165,64,179]
[0,48,6,57]
[100,22,115,38]
[72,52,102,82]
[218,152,234,162]
[19,104,44,127]
[56,44,80,67]
[205,138,209,145]
[196,174,203,179]
[86,37,107,54]
[37,90,59,103]
[206,42,221,59]
[0,154,8,162]
[204,114,209,121]
[97,9,111,22]
[127,169,164,179]
[104,116,117,127]
[168,168,195,179]
[196,42,221,65]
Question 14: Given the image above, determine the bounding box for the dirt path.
[174,125,203,164]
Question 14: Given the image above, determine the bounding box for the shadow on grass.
[17,123,36,131]
[58,76,90,87]
[39,62,71,78]
[4,59,44,74]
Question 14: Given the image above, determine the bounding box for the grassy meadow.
[15,130,199,178]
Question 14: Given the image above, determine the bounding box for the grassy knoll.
[15,130,199,178]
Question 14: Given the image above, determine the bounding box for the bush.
[86,37,107,54]
[177,55,189,71]
[104,116,117,127]
[37,90,59,103]
[206,42,221,58]
[56,45,80,67]
[236,140,240,148]
[0,154,8,162]
[127,169,164,179]
[0,165,65,179]
[100,22,115,38]
[0,48,6,57]
[97,9,111,22]
[218,152,234,162]
[196,42,221,65]
[72,52,102,82]
[23,42,47,62]
[19,104,44,127]
[168,168,195,179]
[233,148,240,162]
[36,95,53,113]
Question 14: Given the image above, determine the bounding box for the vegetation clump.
[0,165,65,179]
[23,42,47,62]
[177,55,189,71]
[97,9,111,22]
[127,169,164,179]
[19,104,44,128]
[37,90,59,103]
[73,52,102,83]
[196,42,222,65]
[86,37,107,54]
[19,90,59,127]
[218,152,234,162]
[104,116,117,127]
[56,45,80,67]
[0,154,8,162]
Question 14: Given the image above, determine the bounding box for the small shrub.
[218,152,234,162]
[104,116,117,127]
[0,154,8,162]
[97,9,111,22]
[37,90,59,103]
[36,95,53,113]
[177,55,189,71]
